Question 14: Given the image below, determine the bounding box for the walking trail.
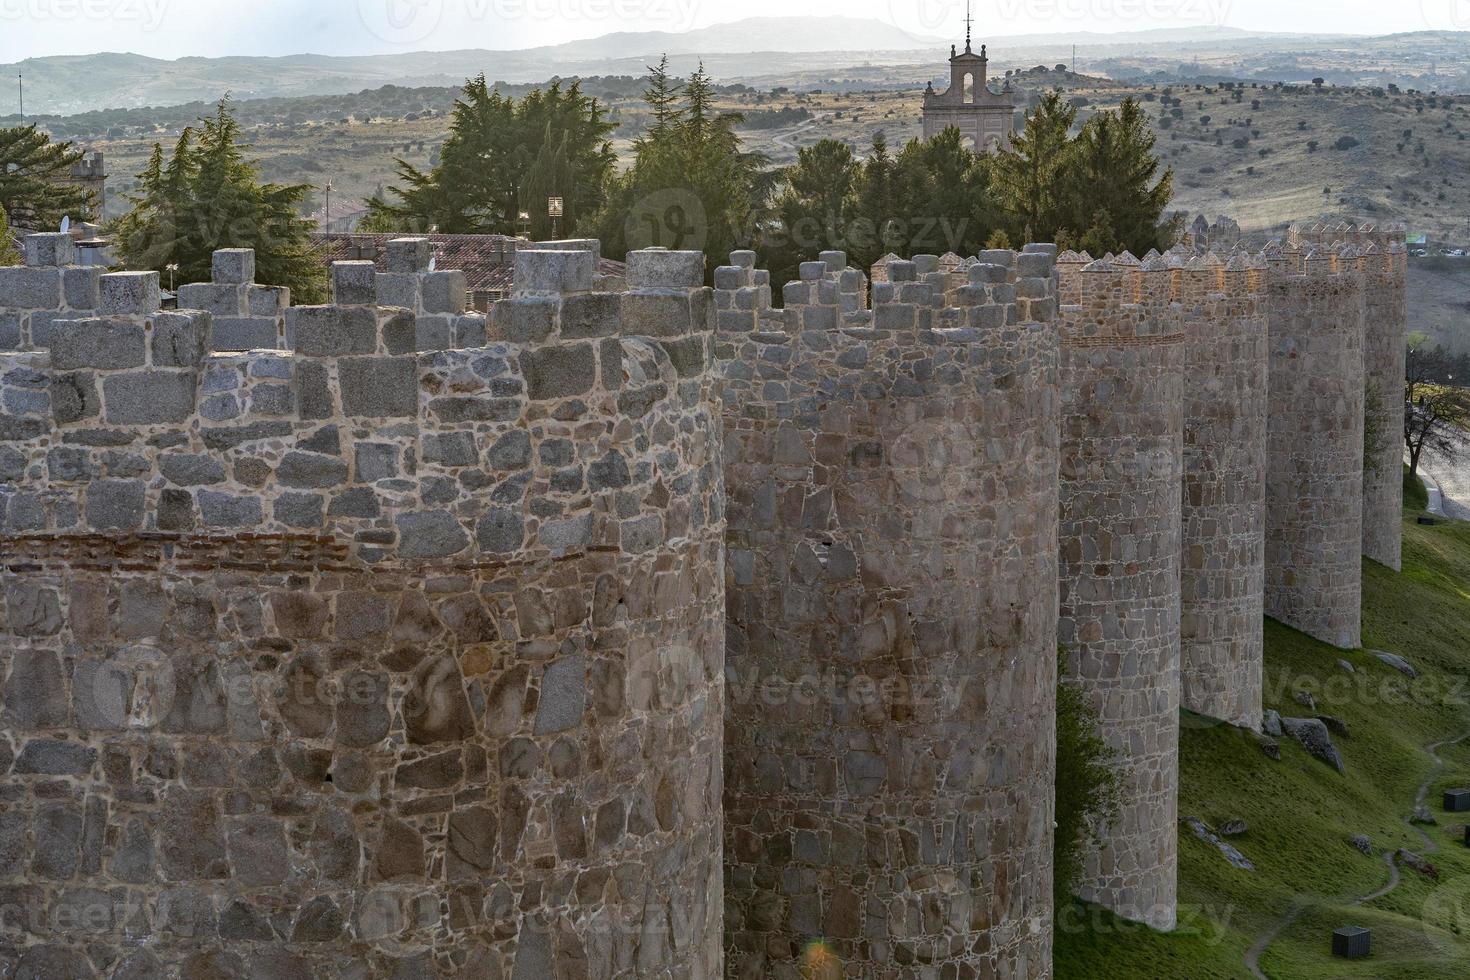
[1243,730,1470,978]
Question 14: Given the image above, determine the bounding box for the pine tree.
[112,99,326,302]
[853,132,902,267]
[363,75,615,235]
[0,206,20,266]
[0,125,98,229]
[890,129,996,257]
[587,59,768,274]
[1061,98,1179,255]
[642,56,684,139]
[991,91,1077,245]
[770,139,859,285]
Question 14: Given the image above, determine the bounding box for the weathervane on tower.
[965,0,973,53]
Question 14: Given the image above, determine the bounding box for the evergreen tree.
[890,129,996,257]
[587,59,768,274]
[1061,98,1179,255]
[0,125,98,229]
[991,91,1077,246]
[112,99,326,302]
[0,206,19,266]
[852,132,903,267]
[642,56,684,138]
[363,75,615,236]
[769,138,860,284]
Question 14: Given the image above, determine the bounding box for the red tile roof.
[314,233,625,296]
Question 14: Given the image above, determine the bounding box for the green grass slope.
[1056,470,1470,978]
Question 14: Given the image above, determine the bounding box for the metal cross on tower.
[964,1,973,52]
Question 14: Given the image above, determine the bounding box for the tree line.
[359,62,1178,286]
[3,63,1177,303]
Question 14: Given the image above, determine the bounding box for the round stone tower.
[0,242,725,977]
[1289,222,1406,572]
[1360,232,1408,571]
[1263,242,1365,650]
[717,248,1061,977]
[1178,252,1268,728]
[1056,252,1184,931]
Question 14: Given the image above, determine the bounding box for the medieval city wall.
[1289,223,1407,571]
[1176,253,1268,728]
[0,210,1414,972]
[1263,244,1367,650]
[1055,253,1183,931]
[718,248,1060,977]
[0,240,725,978]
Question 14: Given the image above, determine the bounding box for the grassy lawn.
[1056,470,1470,978]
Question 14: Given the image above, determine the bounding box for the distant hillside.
[8,17,1466,117]
[0,16,949,116]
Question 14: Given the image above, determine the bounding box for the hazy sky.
[2,0,1467,62]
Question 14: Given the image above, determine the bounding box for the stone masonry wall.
[1177,253,1268,728]
[1056,254,1183,931]
[176,248,291,352]
[1291,223,1406,571]
[0,233,102,354]
[1263,244,1366,650]
[719,248,1060,977]
[0,241,724,977]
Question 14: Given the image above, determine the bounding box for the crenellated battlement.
[1,240,718,568]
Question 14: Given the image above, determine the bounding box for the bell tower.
[921,2,1015,152]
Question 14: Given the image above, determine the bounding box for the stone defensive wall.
[717,248,1061,976]
[1173,251,1268,729]
[1054,252,1184,931]
[1289,222,1408,572]
[1262,241,1367,651]
[0,214,1410,973]
[0,237,724,977]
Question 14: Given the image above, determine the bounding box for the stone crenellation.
[176,248,291,352]
[718,246,1060,977]
[0,215,1408,974]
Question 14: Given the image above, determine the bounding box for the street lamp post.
[548,196,563,240]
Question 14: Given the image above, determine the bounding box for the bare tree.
[1404,334,1470,480]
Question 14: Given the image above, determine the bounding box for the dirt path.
[770,111,834,155]
[1243,730,1470,978]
